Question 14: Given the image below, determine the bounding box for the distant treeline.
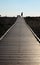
[0,17,17,37]
[24,17,40,39]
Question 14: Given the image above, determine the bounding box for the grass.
[24,17,40,39]
[0,17,17,37]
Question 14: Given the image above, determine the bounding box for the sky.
[0,0,40,16]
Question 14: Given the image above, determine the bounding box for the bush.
[24,17,40,39]
[0,17,17,37]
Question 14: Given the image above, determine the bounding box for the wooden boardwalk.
[0,17,40,65]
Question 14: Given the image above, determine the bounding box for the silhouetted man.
[21,12,23,17]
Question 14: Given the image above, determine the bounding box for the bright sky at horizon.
[0,0,40,16]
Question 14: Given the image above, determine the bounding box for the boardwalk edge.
[0,20,17,41]
[26,23,40,43]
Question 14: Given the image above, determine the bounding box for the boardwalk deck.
[0,17,40,65]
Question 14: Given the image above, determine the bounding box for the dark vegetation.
[0,17,17,37]
[24,17,40,39]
